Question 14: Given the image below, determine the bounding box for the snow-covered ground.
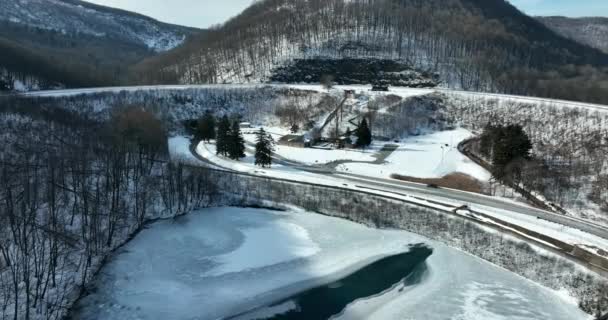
[472,204,608,253]
[338,129,491,181]
[72,207,588,320]
[168,136,203,166]
[276,145,376,165]
[287,84,435,98]
[243,126,377,165]
[241,126,490,179]
[194,140,353,185]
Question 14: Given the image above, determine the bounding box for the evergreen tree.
[355,118,372,148]
[479,122,495,158]
[255,128,274,168]
[216,115,231,156]
[290,123,299,134]
[487,124,533,179]
[228,120,246,160]
[196,111,216,142]
[320,74,334,91]
[507,125,533,160]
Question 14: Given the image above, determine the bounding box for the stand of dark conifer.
[197,111,216,142]
[228,120,246,160]
[479,123,533,180]
[216,115,230,156]
[355,118,372,148]
[255,128,274,168]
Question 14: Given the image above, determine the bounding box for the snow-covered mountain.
[538,16,608,54]
[0,0,193,52]
[135,0,608,104]
[0,0,201,91]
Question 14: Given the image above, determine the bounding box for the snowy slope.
[539,16,608,54]
[0,0,192,52]
[339,129,491,181]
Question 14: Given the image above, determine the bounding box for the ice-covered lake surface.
[71,207,588,320]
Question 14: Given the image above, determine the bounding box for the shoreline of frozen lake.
[70,206,588,320]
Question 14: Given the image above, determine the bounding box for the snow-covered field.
[241,126,490,179]
[338,129,491,181]
[72,207,588,320]
[275,145,376,165]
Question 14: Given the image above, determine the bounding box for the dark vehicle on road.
[371,84,389,91]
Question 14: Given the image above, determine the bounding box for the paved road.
[15,84,608,112]
[332,173,608,240]
[437,89,608,112]
[201,140,608,241]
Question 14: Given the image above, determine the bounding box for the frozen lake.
[70,207,588,320]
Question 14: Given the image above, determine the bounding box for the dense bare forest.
[0,97,220,319]
[442,92,608,224]
[135,0,608,104]
[0,21,148,90]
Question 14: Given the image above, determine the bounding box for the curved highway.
[263,144,608,240]
[334,172,608,240]
[213,139,608,241]
[14,84,608,112]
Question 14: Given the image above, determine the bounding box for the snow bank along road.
[17,84,608,112]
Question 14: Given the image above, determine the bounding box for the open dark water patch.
[231,244,432,320]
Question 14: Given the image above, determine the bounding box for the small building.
[344,89,356,99]
[337,136,355,149]
[239,122,252,129]
[278,134,309,148]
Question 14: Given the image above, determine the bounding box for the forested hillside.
[135,0,608,104]
[0,21,150,90]
[0,0,197,91]
[539,16,608,54]
[0,94,221,319]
